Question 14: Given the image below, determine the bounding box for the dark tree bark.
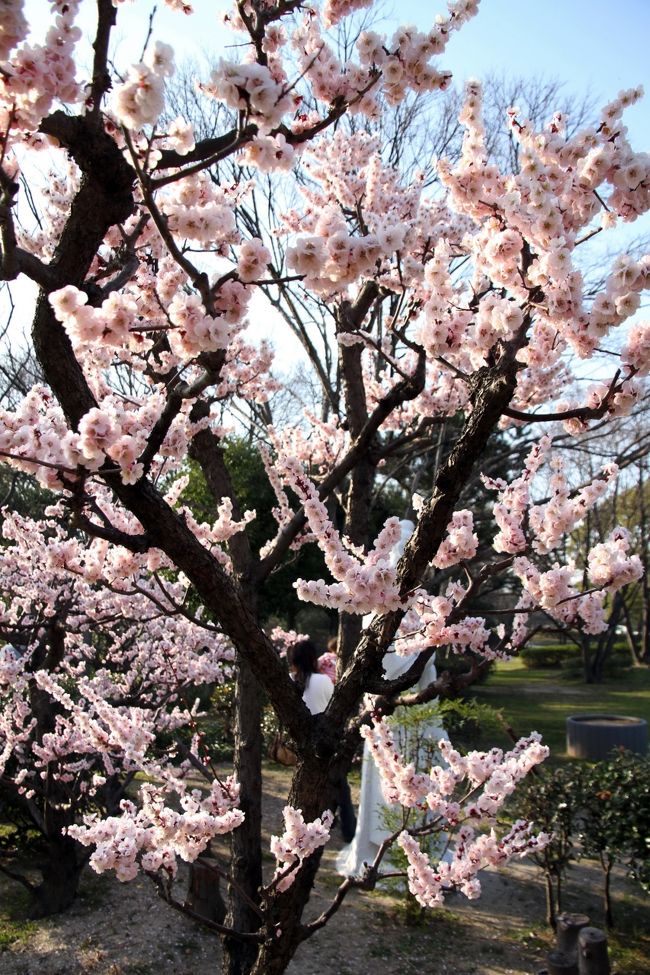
[31,829,84,918]
[187,857,227,926]
[21,618,86,916]
[222,659,264,975]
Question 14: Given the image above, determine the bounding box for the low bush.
[520,644,577,668]
[436,698,505,750]
[435,647,493,684]
[520,642,631,672]
[560,644,631,679]
[515,763,584,928]
[201,681,236,760]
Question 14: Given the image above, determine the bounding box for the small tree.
[579,750,650,928]
[515,752,650,930]
[515,764,585,929]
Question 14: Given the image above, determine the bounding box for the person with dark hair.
[287,638,356,843]
[287,639,334,714]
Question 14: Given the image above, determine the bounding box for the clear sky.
[23,0,650,147]
[393,0,650,145]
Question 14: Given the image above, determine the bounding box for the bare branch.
[87,0,117,120]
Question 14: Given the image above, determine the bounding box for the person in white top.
[287,640,356,842]
[287,639,334,713]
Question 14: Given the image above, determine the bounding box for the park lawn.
[471,660,650,762]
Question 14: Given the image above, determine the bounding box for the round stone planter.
[566,713,648,761]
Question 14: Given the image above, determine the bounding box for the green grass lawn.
[471,660,650,762]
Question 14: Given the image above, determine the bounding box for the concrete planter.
[566,714,648,761]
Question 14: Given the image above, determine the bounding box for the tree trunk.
[336,292,377,672]
[546,950,579,975]
[590,593,624,683]
[578,928,610,975]
[187,857,226,925]
[602,860,614,929]
[641,601,650,663]
[31,833,83,918]
[26,621,85,917]
[620,595,642,665]
[221,658,264,975]
[556,913,590,958]
[248,757,339,975]
[337,612,363,673]
[336,449,375,669]
[581,634,595,684]
[636,459,650,665]
[545,872,557,929]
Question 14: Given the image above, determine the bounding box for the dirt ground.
[1,765,648,975]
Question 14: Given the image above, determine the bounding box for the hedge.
[520,642,630,669]
[520,644,576,668]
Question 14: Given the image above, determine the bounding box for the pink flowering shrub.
[270,806,335,892]
[0,505,237,912]
[69,779,244,882]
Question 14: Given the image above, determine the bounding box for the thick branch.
[137,389,184,474]
[153,125,257,173]
[188,399,255,578]
[0,863,37,893]
[504,370,622,425]
[0,167,19,280]
[71,508,153,554]
[87,0,117,120]
[29,110,309,744]
[152,94,364,190]
[151,874,264,942]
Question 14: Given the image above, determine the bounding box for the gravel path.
[1,765,646,975]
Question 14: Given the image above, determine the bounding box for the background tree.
[529,409,650,681]
[578,751,650,928]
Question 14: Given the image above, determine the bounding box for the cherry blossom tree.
[548,427,650,678]
[0,502,236,916]
[0,1,648,973]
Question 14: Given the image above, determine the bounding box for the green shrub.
[521,642,630,673]
[199,681,236,760]
[511,751,650,929]
[559,658,583,678]
[560,644,631,679]
[579,751,650,927]
[380,703,451,924]
[513,763,585,927]
[436,698,505,750]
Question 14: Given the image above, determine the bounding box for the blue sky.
[393,0,650,145]
[24,0,650,148]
